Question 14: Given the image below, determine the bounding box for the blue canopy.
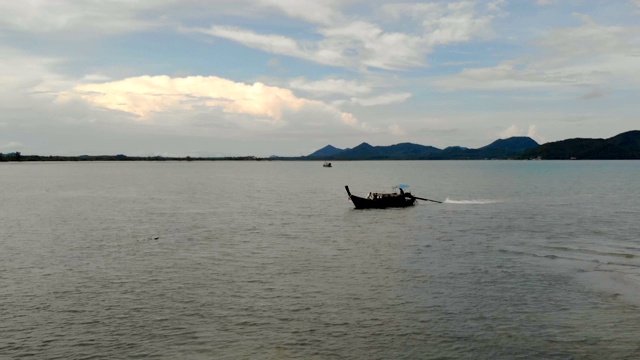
[396,184,410,189]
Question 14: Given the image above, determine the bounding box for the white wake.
[443,198,501,204]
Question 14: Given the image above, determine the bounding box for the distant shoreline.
[3,130,638,161]
[1,156,638,162]
[0,155,265,162]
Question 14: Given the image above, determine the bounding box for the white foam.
[443,198,501,204]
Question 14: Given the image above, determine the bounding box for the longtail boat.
[345,185,441,209]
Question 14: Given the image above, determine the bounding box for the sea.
[1,160,639,359]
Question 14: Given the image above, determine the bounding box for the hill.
[327,142,442,160]
[307,145,345,158]
[471,136,540,159]
[305,136,539,160]
[521,130,640,159]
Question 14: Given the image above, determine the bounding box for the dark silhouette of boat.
[345,185,441,209]
[323,162,332,167]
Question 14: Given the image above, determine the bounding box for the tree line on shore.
[0,152,261,162]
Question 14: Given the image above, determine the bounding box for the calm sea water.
[1,161,639,359]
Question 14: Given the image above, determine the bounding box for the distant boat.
[323,162,332,167]
[345,185,441,209]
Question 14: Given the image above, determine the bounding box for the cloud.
[0,141,23,150]
[536,0,557,5]
[0,46,72,103]
[536,14,638,69]
[82,74,112,82]
[319,21,426,70]
[500,125,520,138]
[289,78,371,96]
[197,22,424,70]
[0,1,171,34]
[351,92,412,106]
[193,1,497,70]
[500,124,539,140]
[431,16,640,92]
[581,89,606,100]
[487,0,507,13]
[257,0,341,26]
[421,2,495,47]
[67,75,365,129]
[389,124,406,136]
[432,60,601,90]
[202,25,305,58]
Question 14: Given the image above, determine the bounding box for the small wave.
[542,245,636,259]
[444,198,500,204]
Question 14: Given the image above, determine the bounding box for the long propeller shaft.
[412,196,442,204]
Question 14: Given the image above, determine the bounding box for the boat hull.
[348,194,416,209]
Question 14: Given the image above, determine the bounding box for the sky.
[1,0,639,157]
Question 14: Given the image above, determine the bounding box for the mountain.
[307,145,344,158]
[384,143,442,158]
[305,136,539,160]
[481,137,539,152]
[521,130,640,159]
[304,131,640,160]
[472,136,540,159]
[332,142,441,160]
[340,142,378,159]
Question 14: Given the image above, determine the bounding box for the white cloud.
[202,25,304,58]
[379,3,441,20]
[352,92,412,106]
[66,75,366,130]
[0,0,172,34]
[431,16,640,92]
[422,2,495,47]
[500,125,521,138]
[0,46,72,103]
[499,124,539,140]
[487,0,507,13]
[257,0,341,26]
[389,124,406,136]
[319,21,426,70]
[193,1,497,71]
[289,78,371,96]
[432,60,600,90]
[536,14,637,68]
[82,74,112,82]
[380,2,497,44]
[198,22,426,70]
[0,141,23,150]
